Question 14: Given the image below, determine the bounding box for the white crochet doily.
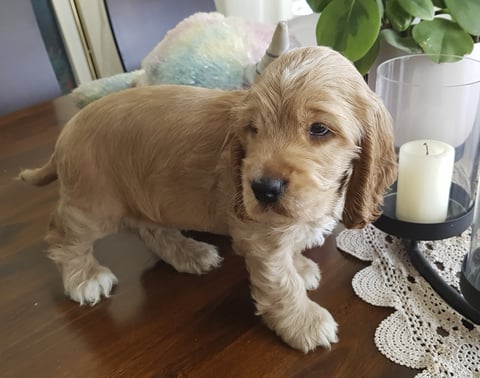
[337,225,480,377]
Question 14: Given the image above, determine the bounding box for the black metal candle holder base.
[405,240,480,324]
[460,256,480,316]
[374,190,480,324]
[375,183,474,241]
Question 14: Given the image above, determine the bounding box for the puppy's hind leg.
[46,203,118,305]
[137,227,222,274]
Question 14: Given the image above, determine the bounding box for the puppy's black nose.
[250,177,285,204]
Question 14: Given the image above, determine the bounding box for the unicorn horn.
[244,20,289,85]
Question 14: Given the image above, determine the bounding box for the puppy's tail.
[18,154,58,186]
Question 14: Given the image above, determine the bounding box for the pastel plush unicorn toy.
[72,12,292,108]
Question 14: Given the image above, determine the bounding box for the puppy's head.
[231,46,397,228]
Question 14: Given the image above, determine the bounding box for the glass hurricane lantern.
[373,54,480,323]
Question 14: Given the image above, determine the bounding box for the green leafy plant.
[307,0,480,74]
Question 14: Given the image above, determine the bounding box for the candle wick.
[424,142,429,156]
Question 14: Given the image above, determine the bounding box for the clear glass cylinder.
[375,54,480,240]
[462,189,480,310]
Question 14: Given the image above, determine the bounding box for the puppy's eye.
[246,123,258,134]
[309,122,330,137]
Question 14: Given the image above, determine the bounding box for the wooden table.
[0,97,418,377]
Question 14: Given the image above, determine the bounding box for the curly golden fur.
[20,46,397,353]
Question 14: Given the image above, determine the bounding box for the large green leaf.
[376,0,385,17]
[315,0,381,62]
[306,0,334,12]
[354,37,380,74]
[432,0,446,8]
[398,0,434,20]
[445,0,480,35]
[385,0,413,32]
[381,29,423,53]
[412,18,474,61]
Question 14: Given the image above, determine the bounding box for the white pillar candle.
[396,139,455,223]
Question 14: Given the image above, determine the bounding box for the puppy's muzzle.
[250,177,285,204]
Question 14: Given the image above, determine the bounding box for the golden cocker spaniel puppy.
[20,46,397,353]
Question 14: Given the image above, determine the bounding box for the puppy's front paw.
[294,255,321,290]
[176,240,223,275]
[274,301,338,353]
[65,266,118,306]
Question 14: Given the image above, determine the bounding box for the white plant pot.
[376,53,480,149]
[287,13,320,46]
[214,0,293,24]
[369,42,480,91]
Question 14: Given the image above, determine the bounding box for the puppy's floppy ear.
[342,92,398,229]
[227,90,255,221]
[229,134,250,221]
